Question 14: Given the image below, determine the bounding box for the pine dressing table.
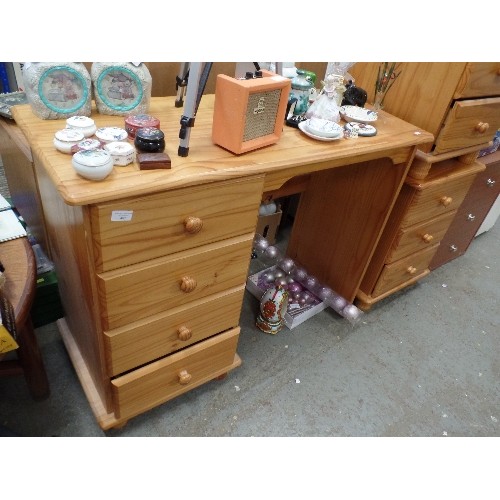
[12,96,433,429]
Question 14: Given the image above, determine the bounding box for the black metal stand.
[177,62,213,157]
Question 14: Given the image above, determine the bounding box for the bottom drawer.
[111,327,240,420]
[373,245,438,296]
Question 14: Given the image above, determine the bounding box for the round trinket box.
[134,127,165,153]
[72,149,114,181]
[344,121,377,137]
[95,126,129,144]
[104,141,136,166]
[70,138,103,154]
[124,114,161,138]
[91,62,152,116]
[66,115,97,137]
[23,62,92,120]
[53,128,85,154]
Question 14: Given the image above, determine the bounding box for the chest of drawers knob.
[449,244,458,252]
[180,276,197,293]
[421,233,434,243]
[183,216,203,234]
[467,213,476,221]
[486,178,496,187]
[178,369,192,385]
[177,325,193,341]
[475,122,490,134]
[440,196,453,207]
[407,266,417,275]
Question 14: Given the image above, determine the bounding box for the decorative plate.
[340,105,378,124]
[305,118,343,139]
[298,121,343,142]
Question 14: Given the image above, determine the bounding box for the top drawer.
[434,97,500,154]
[454,63,500,99]
[90,175,264,272]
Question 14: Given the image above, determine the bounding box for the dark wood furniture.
[0,237,50,400]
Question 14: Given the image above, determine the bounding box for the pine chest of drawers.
[44,173,264,429]
[352,62,499,309]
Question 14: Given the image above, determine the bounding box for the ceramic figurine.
[305,74,341,123]
[256,285,289,334]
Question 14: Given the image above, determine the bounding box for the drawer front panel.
[386,211,456,264]
[98,235,254,330]
[401,174,476,228]
[434,97,500,154]
[373,245,438,297]
[91,175,264,272]
[454,63,500,99]
[104,286,245,376]
[112,327,240,420]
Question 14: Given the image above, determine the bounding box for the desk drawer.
[401,174,476,228]
[373,245,437,297]
[386,211,456,264]
[434,97,500,154]
[91,175,264,272]
[98,234,254,330]
[104,286,245,376]
[111,327,240,420]
[454,63,500,99]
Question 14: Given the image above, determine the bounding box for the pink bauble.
[318,287,333,300]
[264,246,278,259]
[305,276,318,290]
[342,304,361,321]
[255,238,269,252]
[292,267,307,283]
[274,269,285,279]
[279,257,295,274]
[275,277,288,287]
[328,294,347,312]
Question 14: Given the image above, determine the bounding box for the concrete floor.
[0,214,498,438]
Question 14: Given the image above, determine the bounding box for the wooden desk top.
[12,95,434,206]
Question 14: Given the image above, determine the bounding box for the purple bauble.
[287,282,303,294]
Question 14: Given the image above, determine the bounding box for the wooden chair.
[0,238,50,400]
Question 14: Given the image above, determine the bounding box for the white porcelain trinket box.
[95,126,129,144]
[53,128,85,154]
[66,116,97,137]
[104,141,136,166]
[72,149,114,180]
[71,138,103,154]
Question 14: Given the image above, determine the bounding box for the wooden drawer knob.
[177,325,192,341]
[178,369,192,385]
[180,276,197,292]
[440,196,453,207]
[475,122,490,134]
[422,233,434,243]
[407,266,417,275]
[184,216,203,234]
